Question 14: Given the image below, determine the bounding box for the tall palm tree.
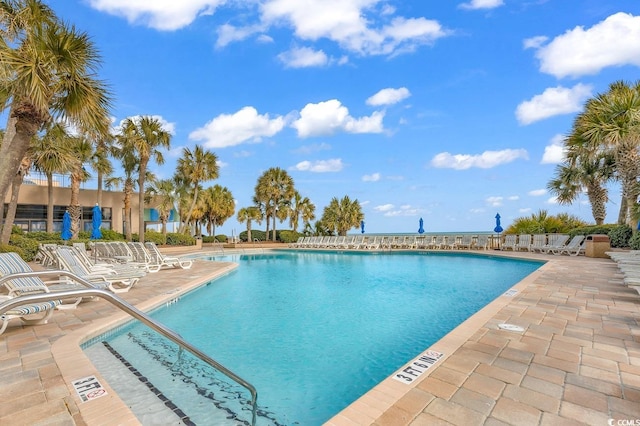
[237,206,262,242]
[67,135,94,239]
[201,185,235,238]
[320,195,364,236]
[289,191,316,232]
[30,123,76,232]
[109,142,139,241]
[547,132,615,225]
[145,178,178,236]
[88,130,114,207]
[118,116,170,243]
[174,145,219,234]
[0,1,111,214]
[578,80,640,226]
[254,167,295,241]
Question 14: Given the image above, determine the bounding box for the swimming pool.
[85,251,542,425]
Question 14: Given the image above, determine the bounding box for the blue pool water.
[88,251,542,425]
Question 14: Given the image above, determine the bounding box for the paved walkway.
[0,249,639,426]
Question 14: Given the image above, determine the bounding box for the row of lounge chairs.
[290,234,492,250]
[501,234,586,256]
[0,242,194,335]
[605,251,640,296]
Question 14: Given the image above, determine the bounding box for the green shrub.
[99,229,126,241]
[166,232,195,246]
[215,235,227,243]
[279,230,303,244]
[0,244,26,259]
[629,232,640,250]
[10,225,24,236]
[144,230,167,245]
[9,234,39,262]
[27,231,61,241]
[608,225,633,248]
[239,230,267,242]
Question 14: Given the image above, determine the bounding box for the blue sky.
[43,0,640,235]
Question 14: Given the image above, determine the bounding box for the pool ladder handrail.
[252,238,265,252]
[0,271,259,426]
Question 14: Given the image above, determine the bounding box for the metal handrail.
[252,238,264,253]
[0,274,258,425]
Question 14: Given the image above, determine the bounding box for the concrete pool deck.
[0,248,639,425]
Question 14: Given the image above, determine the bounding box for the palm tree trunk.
[181,188,200,234]
[138,167,146,243]
[0,170,24,244]
[247,221,252,242]
[272,215,277,241]
[47,173,54,233]
[618,196,627,225]
[97,172,103,207]
[70,175,81,240]
[0,117,38,216]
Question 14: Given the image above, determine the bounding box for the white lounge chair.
[501,234,517,251]
[529,234,546,252]
[144,242,194,270]
[514,234,532,252]
[540,234,570,254]
[474,234,489,250]
[453,235,473,250]
[551,235,586,256]
[0,253,67,334]
[52,246,139,293]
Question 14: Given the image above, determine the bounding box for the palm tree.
[30,123,76,232]
[289,191,316,232]
[547,132,615,225]
[237,206,262,242]
[109,142,139,241]
[254,167,295,241]
[145,178,178,236]
[67,135,93,239]
[174,145,219,234]
[0,1,111,214]
[578,80,640,226]
[118,116,171,243]
[201,185,235,239]
[88,131,115,207]
[320,196,364,236]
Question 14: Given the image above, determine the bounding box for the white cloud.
[507,195,519,201]
[261,0,449,56]
[528,189,547,196]
[189,107,285,148]
[430,149,529,170]
[515,84,592,125]
[486,196,503,207]
[547,196,559,204]
[87,0,225,31]
[291,158,343,172]
[362,172,381,182]
[374,204,394,212]
[291,99,384,138]
[541,134,566,164]
[366,87,411,106]
[529,12,640,78]
[458,0,504,11]
[216,23,266,48]
[277,46,329,68]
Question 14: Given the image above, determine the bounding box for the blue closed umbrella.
[61,210,72,240]
[360,220,365,234]
[91,203,102,239]
[418,217,425,234]
[494,213,503,233]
